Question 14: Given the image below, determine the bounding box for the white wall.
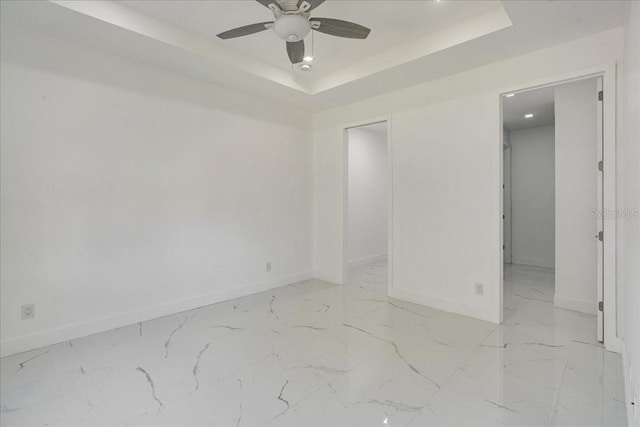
[510,126,555,268]
[0,25,313,357]
[621,2,640,425]
[1,18,633,371]
[554,79,598,314]
[313,28,624,324]
[347,126,388,264]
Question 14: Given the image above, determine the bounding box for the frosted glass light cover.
[273,15,311,42]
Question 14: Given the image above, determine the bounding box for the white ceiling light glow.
[303,55,314,62]
[525,113,534,118]
[300,63,312,71]
[273,14,311,42]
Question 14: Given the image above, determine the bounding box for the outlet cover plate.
[21,304,35,320]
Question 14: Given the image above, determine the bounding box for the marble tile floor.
[1,262,627,426]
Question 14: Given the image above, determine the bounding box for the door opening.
[343,120,391,294]
[501,77,604,342]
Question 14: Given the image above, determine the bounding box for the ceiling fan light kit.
[216,0,371,66]
[273,14,311,42]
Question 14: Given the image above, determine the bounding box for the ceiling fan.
[216,0,371,65]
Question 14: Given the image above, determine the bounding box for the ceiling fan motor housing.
[273,14,311,42]
[216,0,371,65]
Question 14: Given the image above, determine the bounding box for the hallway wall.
[347,124,388,265]
[510,125,555,268]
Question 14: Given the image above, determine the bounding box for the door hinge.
[599,301,603,312]
[598,161,603,172]
[598,231,604,242]
[598,90,603,101]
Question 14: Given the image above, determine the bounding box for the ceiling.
[503,86,555,131]
[0,1,628,111]
[121,0,503,80]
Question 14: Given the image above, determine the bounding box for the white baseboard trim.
[389,287,497,324]
[553,294,597,315]
[312,271,341,284]
[0,271,313,358]
[348,254,387,268]
[510,257,554,269]
[606,336,622,354]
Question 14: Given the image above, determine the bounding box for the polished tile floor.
[1,262,627,426]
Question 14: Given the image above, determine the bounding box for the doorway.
[343,121,391,293]
[502,77,604,341]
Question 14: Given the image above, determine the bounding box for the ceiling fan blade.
[298,0,325,12]
[217,22,273,40]
[286,40,305,64]
[311,18,371,39]
[256,0,281,11]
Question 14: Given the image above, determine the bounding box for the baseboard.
[389,287,498,324]
[312,271,341,284]
[606,336,622,354]
[348,254,387,268]
[553,294,597,315]
[510,257,554,269]
[0,271,313,358]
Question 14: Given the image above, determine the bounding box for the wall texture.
[313,28,624,324]
[621,2,640,425]
[554,79,598,315]
[347,126,388,264]
[0,25,313,356]
[510,126,555,269]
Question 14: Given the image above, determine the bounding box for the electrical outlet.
[21,304,35,320]
[266,262,272,272]
[475,283,484,296]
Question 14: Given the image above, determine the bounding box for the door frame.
[503,143,512,264]
[498,62,620,353]
[596,76,605,342]
[341,116,393,295]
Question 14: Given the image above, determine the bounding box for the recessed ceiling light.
[300,63,312,72]
[303,55,314,62]
[525,113,534,118]
[505,93,515,98]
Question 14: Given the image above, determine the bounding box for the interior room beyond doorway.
[502,77,602,341]
[346,121,389,284]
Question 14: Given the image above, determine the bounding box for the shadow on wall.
[0,24,311,129]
